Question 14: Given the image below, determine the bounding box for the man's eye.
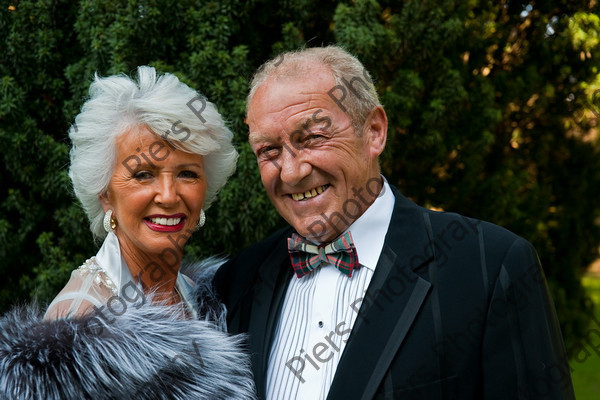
[179,170,199,179]
[257,146,281,159]
[299,134,326,147]
[134,171,153,180]
[304,134,325,142]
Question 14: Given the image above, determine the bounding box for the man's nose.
[278,146,312,186]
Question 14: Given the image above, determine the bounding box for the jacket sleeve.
[481,238,575,399]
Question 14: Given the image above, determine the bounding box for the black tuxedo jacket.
[214,187,574,399]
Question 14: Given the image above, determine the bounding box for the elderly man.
[214,46,574,399]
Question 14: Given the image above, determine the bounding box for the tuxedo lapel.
[248,239,294,398]
[327,188,434,400]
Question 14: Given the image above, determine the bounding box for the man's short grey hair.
[247,45,381,133]
[69,66,238,240]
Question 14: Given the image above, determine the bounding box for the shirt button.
[318,321,323,328]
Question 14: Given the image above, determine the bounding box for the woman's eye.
[134,171,153,180]
[179,170,199,179]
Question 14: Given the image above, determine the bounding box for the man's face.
[247,64,386,243]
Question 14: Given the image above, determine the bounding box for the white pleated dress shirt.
[266,180,395,400]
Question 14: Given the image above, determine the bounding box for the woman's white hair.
[69,66,238,240]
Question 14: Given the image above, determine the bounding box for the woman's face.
[100,126,206,266]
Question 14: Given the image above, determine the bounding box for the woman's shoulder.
[44,257,117,320]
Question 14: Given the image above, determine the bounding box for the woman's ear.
[99,192,112,212]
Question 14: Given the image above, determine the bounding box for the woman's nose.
[154,175,179,206]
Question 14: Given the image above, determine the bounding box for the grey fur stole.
[0,260,256,399]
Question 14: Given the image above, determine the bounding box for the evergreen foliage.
[1,0,599,351]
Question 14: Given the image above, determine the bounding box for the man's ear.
[98,191,112,212]
[364,106,388,158]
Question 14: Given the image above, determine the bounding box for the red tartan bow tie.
[287,232,360,278]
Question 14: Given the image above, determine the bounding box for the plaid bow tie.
[287,232,360,278]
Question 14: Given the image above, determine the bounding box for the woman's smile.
[144,213,187,232]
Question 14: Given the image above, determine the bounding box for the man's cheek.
[264,182,280,202]
[259,164,279,183]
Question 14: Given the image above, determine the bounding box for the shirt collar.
[345,177,395,271]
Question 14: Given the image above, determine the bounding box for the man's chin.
[291,224,343,244]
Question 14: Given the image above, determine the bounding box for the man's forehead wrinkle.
[259,95,326,125]
[267,89,324,114]
[284,101,320,124]
[267,99,307,117]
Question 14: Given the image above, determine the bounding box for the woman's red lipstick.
[144,214,186,232]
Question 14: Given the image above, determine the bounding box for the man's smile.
[290,184,330,201]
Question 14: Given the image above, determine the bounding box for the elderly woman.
[0,67,255,399]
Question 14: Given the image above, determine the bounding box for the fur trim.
[182,256,228,331]
[0,259,256,400]
[0,303,255,399]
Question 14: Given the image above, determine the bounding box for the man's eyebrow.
[248,133,274,145]
[248,112,327,145]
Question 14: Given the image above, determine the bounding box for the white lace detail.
[78,257,118,296]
